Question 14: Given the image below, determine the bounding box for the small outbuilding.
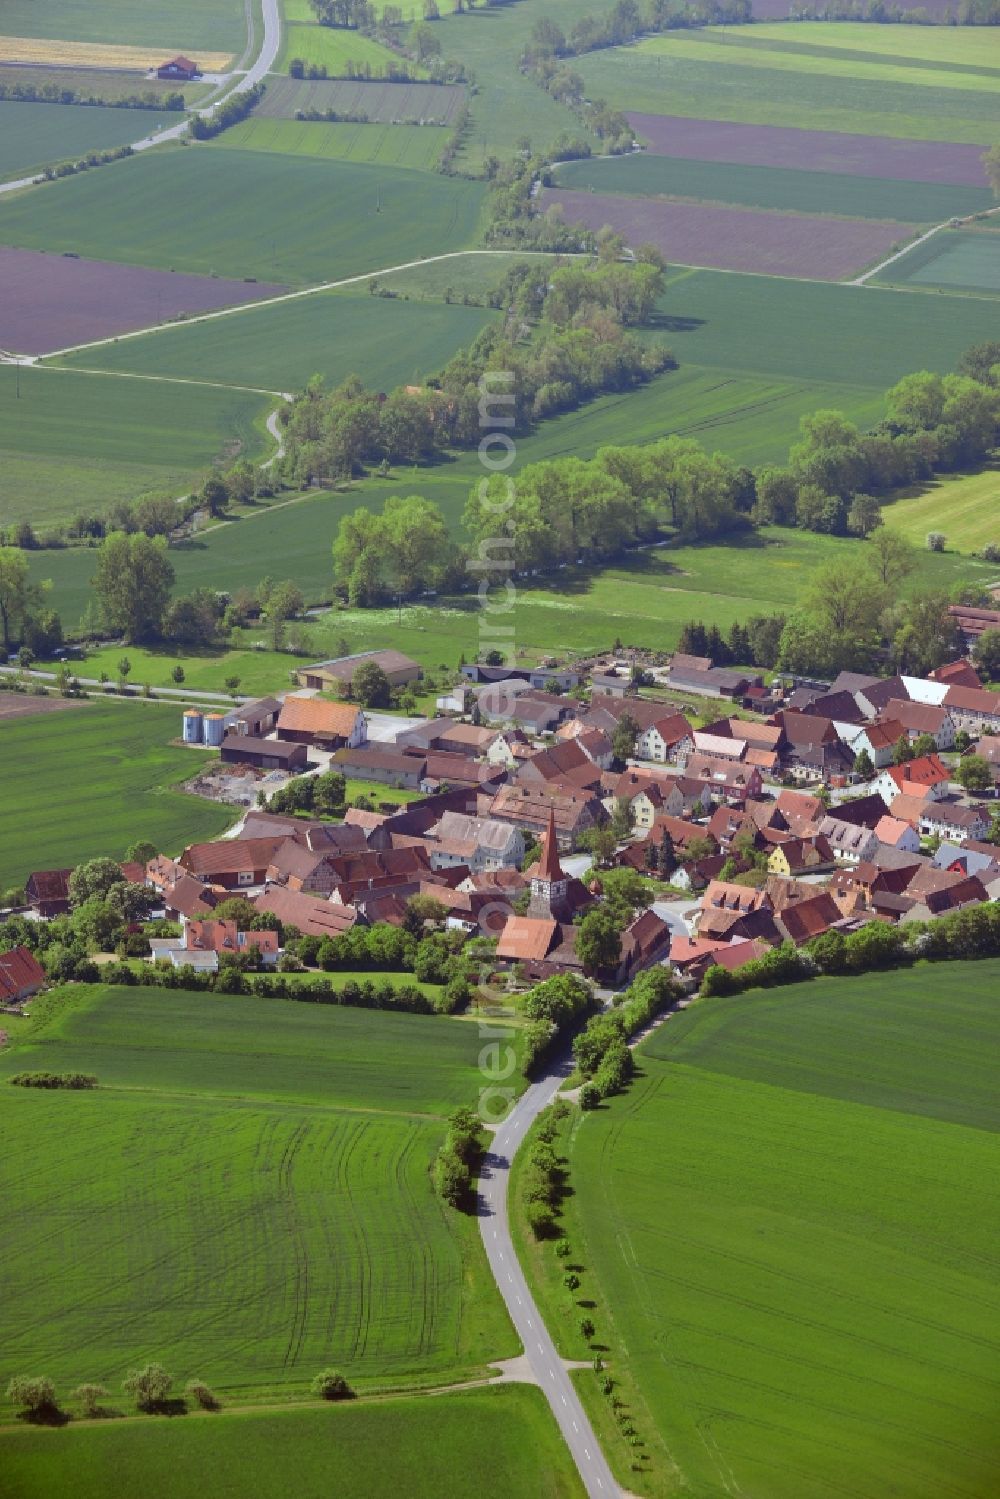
[220,733,308,772]
[157,55,199,80]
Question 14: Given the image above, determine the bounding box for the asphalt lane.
[479,1063,620,1498]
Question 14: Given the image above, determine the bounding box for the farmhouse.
[276,696,367,750]
[331,745,424,788]
[156,55,200,80]
[882,699,956,751]
[295,650,421,691]
[0,946,46,1005]
[24,869,71,918]
[942,686,1000,736]
[179,837,286,889]
[635,712,695,764]
[875,754,951,805]
[252,884,358,939]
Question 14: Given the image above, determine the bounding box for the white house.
[634,713,695,765]
[817,816,879,866]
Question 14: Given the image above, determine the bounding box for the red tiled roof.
[496,915,558,962]
[0,946,46,1002]
[277,697,362,737]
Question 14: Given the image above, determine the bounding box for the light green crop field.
[0,0,248,52]
[654,269,1000,387]
[0,101,178,183]
[277,21,417,75]
[552,153,995,225]
[875,227,1000,295]
[747,20,1000,69]
[35,524,984,699]
[58,290,495,392]
[0,701,234,887]
[0,64,211,104]
[0,147,486,285]
[881,462,1000,553]
[576,27,1000,144]
[0,365,271,527]
[0,1389,584,1499]
[0,984,518,1399]
[212,116,447,169]
[526,963,1000,1498]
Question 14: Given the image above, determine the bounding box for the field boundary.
[851,203,1000,285]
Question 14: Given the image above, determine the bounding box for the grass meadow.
[212,116,448,170]
[0,1388,584,1499]
[276,20,419,76]
[880,462,1000,552]
[0,984,519,1396]
[552,153,994,224]
[0,365,271,527]
[36,526,987,701]
[0,147,486,284]
[0,0,249,53]
[0,101,178,184]
[0,701,234,888]
[518,963,1000,1498]
[576,25,1000,143]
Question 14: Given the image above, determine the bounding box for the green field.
[0,100,178,183]
[529,964,1000,1498]
[881,462,1000,552]
[875,226,1000,295]
[212,116,448,169]
[0,1389,583,1499]
[0,64,211,104]
[0,701,234,887]
[35,524,985,698]
[576,27,1000,144]
[0,147,486,285]
[0,984,517,1399]
[0,0,248,52]
[277,21,417,75]
[552,153,994,225]
[0,365,271,527]
[744,20,1000,70]
[57,289,495,391]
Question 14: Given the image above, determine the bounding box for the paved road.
[479,1060,620,1499]
[0,665,243,706]
[0,0,281,197]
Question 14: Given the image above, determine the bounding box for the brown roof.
[929,660,981,688]
[537,804,566,881]
[496,915,558,962]
[25,869,71,903]
[180,837,286,877]
[776,892,842,944]
[882,700,949,735]
[943,686,1000,715]
[252,885,358,938]
[0,946,46,1002]
[277,697,362,737]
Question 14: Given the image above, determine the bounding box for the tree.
[973,628,1000,681]
[955,754,991,792]
[185,1381,221,1411]
[892,591,959,676]
[853,747,874,780]
[867,529,915,589]
[892,734,914,765]
[959,340,1000,387]
[580,1317,596,1341]
[126,838,158,867]
[225,675,241,701]
[983,142,1000,197]
[73,1384,109,1418]
[171,665,185,684]
[352,660,392,708]
[117,657,132,693]
[69,858,124,907]
[311,1370,354,1401]
[122,1364,172,1412]
[576,908,622,976]
[6,1377,57,1418]
[847,492,882,537]
[926,531,946,552]
[912,733,937,759]
[0,547,41,653]
[93,533,174,643]
[610,711,639,764]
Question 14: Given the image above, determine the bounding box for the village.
[4,612,1000,1013]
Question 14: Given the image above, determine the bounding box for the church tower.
[527,805,571,920]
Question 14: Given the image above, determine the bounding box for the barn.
[157,55,199,80]
[220,734,308,772]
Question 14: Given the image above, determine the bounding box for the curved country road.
[480,1061,619,1498]
[0,0,282,197]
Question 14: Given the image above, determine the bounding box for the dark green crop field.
[0,985,516,1397]
[0,148,486,285]
[0,700,234,887]
[0,101,178,184]
[0,364,271,527]
[57,291,496,393]
[0,1388,584,1499]
[552,964,1000,1498]
[552,153,995,224]
[0,0,248,52]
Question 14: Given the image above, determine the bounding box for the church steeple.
[528,805,570,919]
